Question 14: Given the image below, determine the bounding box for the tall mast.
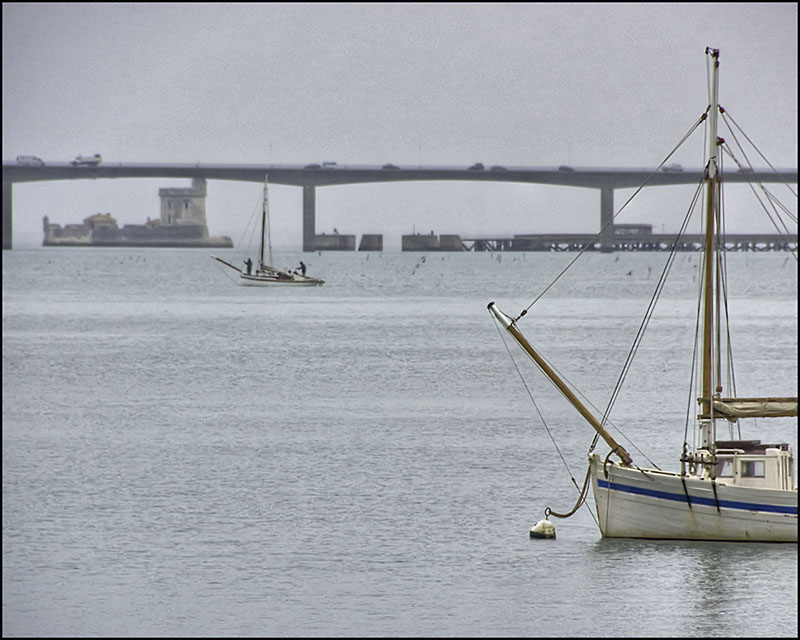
[700,47,720,447]
[261,174,270,268]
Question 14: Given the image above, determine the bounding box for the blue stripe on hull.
[597,478,798,515]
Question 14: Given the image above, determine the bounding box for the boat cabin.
[706,440,795,490]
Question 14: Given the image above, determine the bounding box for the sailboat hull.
[239,273,324,286]
[589,454,798,542]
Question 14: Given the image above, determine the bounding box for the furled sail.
[699,397,798,421]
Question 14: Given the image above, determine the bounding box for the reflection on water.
[592,539,797,636]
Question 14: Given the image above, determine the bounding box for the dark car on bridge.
[558,165,574,171]
[468,163,485,170]
[382,164,399,170]
[304,163,322,169]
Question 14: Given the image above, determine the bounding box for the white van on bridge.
[71,154,103,166]
[16,155,44,166]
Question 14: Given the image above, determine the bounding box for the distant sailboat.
[489,48,797,541]
[212,175,324,286]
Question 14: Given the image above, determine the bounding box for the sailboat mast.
[265,175,274,267]
[700,47,721,446]
[260,175,268,268]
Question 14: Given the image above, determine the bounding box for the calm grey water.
[3,247,797,637]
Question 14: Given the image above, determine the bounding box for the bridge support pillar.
[600,187,614,253]
[303,185,315,252]
[2,183,11,250]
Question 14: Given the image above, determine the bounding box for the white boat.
[489,48,797,542]
[212,175,324,286]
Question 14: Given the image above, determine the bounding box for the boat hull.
[239,274,324,286]
[589,453,798,542]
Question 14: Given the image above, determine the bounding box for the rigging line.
[716,176,743,440]
[718,252,742,440]
[490,310,581,490]
[764,191,799,226]
[719,147,798,261]
[716,177,735,393]
[598,231,696,463]
[602,180,703,405]
[719,131,799,240]
[719,117,798,238]
[601,179,705,427]
[718,133,797,224]
[721,109,798,198]
[684,283,704,453]
[763,188,799,224]
[237,194,263,256]
[711,168,725,402]
[213,259,241,284]
[526,340,656,466]
[588,183,701,463]
[515,327,659,468]
[678,185,706,453]
[516,112,709,321]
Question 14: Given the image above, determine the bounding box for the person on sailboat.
[299,261,307,276]
[244,258,253,275]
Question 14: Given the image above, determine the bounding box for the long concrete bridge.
[2,160,796,250]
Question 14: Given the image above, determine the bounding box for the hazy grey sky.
[3,2,797,249]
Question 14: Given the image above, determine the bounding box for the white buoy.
[530,519,556,539]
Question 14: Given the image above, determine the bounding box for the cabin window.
[716,459,734,477]
[184,200,190,210]
[741,460,765,478]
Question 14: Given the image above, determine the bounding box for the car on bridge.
[382,163,399,170]
[661,163,683,172]
[71,154,102,166]
[468,162,485,170]
[558,165,574,171]
[304,163,322,169]
[16,155,44,166]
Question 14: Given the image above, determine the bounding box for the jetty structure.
[402,225,797,252]
[306,230,381,251]
[402,231,465,251]
[42,178,233,248]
